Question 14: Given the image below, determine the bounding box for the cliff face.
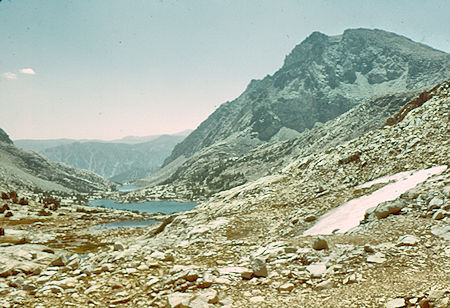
[163,28,450,167]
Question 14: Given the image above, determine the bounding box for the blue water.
[94,219,158,230]
[89,199,197,215]
[116,185,140,192]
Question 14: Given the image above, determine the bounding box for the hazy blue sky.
[1,0,449,140]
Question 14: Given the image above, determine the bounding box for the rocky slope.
[35,134,186,184]
[163,28,449,169]
[0,81,447,308]
[135,89,420,199]
[0,129,114,193]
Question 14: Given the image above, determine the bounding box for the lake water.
[116,185,140,192]
[89,199,197,214]
[89,199,197,229]
[93,219,158,230]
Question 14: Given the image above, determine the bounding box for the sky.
[1,0,449,140]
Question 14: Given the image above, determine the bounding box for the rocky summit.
[0,29,449,308]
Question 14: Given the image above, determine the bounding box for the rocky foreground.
[0,83,449,307]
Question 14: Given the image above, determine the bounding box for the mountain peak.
[162,28,449,168]
[283,28,448,70]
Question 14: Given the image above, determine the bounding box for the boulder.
[183,271,199,282]
[196,289,219,304]
[403,188,420,200]
[240,270,253,280]
[432,210,445,220]
[249,296,265,304]
[385,298,405,308]
[364,244,375,253]
[110,296,132,305]
[306,264,327,278]
[66,256,80,270]
[53,278,77,289]
[428,197,444,209]
[316,279,334,290]
[418,299,430,308]
[196,273,214,288]
[373,200,405,219]
[50,254,67,267]
[188,297,209,308]
[305,215,317,222]
[430,225,450,241]
[343,274,357,285]
[397,235,419,246]
[167,292,193,308]
[251,257,268,277]
[313,236,329,250]
[150,250,174,262]
[40,285,64,294]
[367,252,386,264]
[113,242,125,251]
[9,276,24,288]
[22,283,36,292]
[279,282,295,292]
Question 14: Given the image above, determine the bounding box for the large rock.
[167,292,193,308]
[0,244,54,277]
[373,200,405,219]
[40,285,64,294]
[367,252,387,264]
[196,289,219,304]
[397,235,419,246]
[385,298,406,308]
[306,264,327,278]
[50,254,68,267]
[251,257,268,277]
[313,236,329,250]
[432,210,445,220]
[113,242,125,251]
[316,279,334,290]
[53,278,78,289]
[428,197,444,209]
[279,283,295,292]
[430,225,450,241]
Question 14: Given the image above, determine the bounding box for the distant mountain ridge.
[14,130,192,152]
[0,129,113,193]
[163,28,449,168]
[37,134,188,184]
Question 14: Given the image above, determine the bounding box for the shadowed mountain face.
[163,28,450,167]
[150,90,421,197]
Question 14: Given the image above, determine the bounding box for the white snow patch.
[356,170,414,189]
[303,165,447,236]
